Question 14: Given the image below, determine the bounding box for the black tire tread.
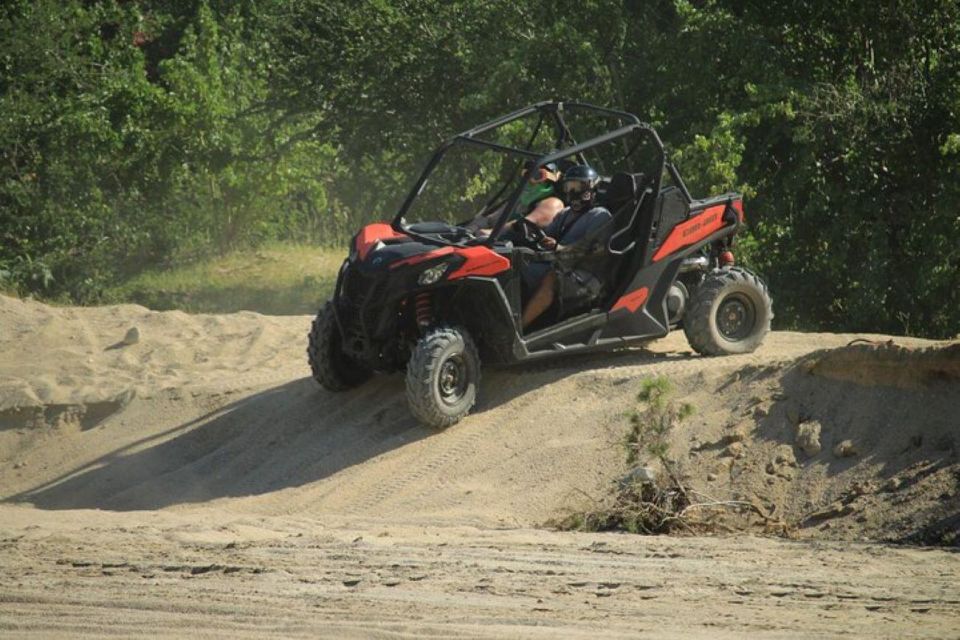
[405,326,480,429]
[683,267,773,356]
[307,301,370,391]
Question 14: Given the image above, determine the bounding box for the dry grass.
[107,243,344,315]
[556,376,759,535]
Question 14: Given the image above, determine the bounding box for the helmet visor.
[562,179,594,195]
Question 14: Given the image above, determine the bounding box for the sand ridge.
[1,294,958,637]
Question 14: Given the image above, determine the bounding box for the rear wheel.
[307,301,371,391]
[406,326,480,429]
[683,267,772,356]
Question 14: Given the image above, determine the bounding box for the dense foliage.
[2,0,958,336]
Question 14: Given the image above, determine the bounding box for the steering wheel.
[515,217,550,249]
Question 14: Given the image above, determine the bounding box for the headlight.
[418,262,449,285]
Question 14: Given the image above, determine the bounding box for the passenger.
[511,161,564,229]
[469,161,564,235]
[521,165,612,329]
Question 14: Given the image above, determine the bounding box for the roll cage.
[391,101,669,247]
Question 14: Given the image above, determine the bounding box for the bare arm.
[525,196,564,228]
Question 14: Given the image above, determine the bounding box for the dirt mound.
[2,295,959,636]
[666,341,960,544]
[807,340,960,388]
[2,293,955,542]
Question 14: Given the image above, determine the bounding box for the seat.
[604,172,645,254]
[603,172,640,212]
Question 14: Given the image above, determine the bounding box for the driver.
[521,164,612,328]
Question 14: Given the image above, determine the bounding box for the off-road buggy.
[308,101,772,428]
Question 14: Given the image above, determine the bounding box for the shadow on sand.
[7,344,695,511]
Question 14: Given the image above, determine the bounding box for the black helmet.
[561,165,599,210]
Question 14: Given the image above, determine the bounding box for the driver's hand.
[541,236,557,249]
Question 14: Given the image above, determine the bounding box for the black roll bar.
[487,123,665,242]
[393,101,665,240]
[455,135,542,158]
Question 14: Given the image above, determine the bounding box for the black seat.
[603,172,640,213]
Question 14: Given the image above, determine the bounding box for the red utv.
[308,102,772,428]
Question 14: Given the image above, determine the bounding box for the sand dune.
[1,294,958,637]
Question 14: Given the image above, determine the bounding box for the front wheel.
[405,326,481,429]
[307,301,371,391]
[683,267,772,356]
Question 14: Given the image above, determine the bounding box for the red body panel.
[731,198,744,221]
[651,203,727,262]
[355,223,404,260]
[387,244,509,280]
[610,286,649,313]
[446,246,510,279]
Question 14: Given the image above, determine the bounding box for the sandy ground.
[1,294,958,637]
